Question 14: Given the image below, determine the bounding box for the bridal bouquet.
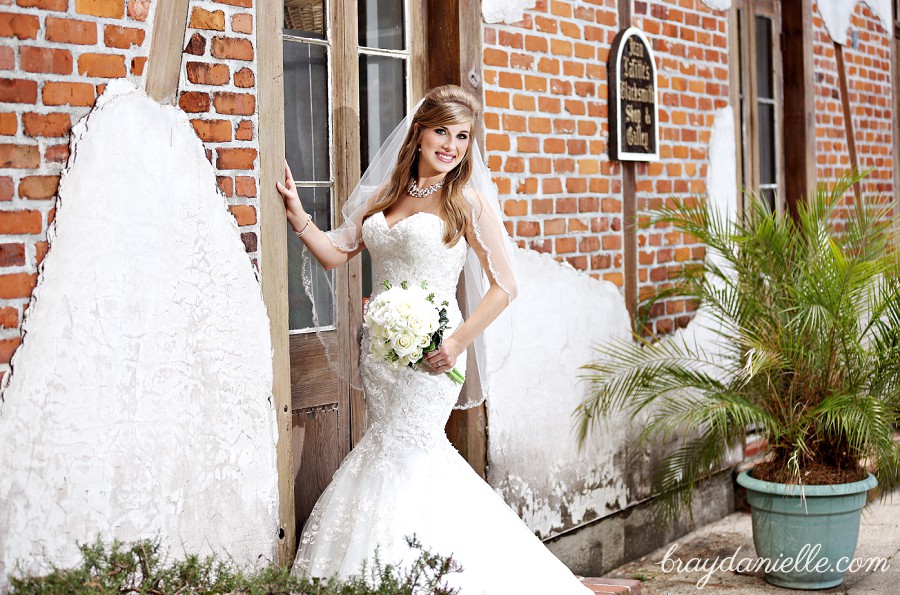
[364,280,465,384]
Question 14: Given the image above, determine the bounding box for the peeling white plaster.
[482,0,537,24]
[700,0,732,11]
[0,81,279,582]
[483,249,632,538]
[817,0,892,44]
[482,107,742,540]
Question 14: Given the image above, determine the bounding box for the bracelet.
[296,214,312,237]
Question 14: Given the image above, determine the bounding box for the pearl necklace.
[407,178,444,198]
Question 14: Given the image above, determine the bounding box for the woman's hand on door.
[276,160,309,231]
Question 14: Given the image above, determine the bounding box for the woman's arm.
[424,203,517,374]
[425,283,509,372]
[276,161,363,270]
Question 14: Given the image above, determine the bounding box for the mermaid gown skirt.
[292,212,591,594]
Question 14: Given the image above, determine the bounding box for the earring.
[417,146,421,152]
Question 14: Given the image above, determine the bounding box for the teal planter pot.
[736,470,877,590]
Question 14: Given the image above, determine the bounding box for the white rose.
[391,330,418,357]
[406,314,427,334]
[397,304,414,318]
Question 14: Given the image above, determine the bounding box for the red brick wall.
[177,0,259,256]
[812,1,894,203]
[483,0,894,335]
[0,0,259,382]
[482,0,728,334]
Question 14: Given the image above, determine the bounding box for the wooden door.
[281,0,427,541]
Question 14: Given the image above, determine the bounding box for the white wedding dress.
[292,210,591,594]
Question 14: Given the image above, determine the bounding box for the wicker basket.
[284,0,324,34]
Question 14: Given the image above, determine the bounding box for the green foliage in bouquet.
[574,169,900,518]
[9,534,461,594]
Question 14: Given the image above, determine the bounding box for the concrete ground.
[604,492,900,594]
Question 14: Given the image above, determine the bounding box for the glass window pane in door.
[359,55,406,169]
[358,0,404,50]
[761,188,776,213]
[284,40,330,182]
[359,55,406,300]
[288,187,335,330]
[758,102,775,188]
[284,0,325,38]
[755,16,773,100]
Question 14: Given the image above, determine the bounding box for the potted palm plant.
[574,171,900,589]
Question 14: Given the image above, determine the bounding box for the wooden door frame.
[257,0,295,567]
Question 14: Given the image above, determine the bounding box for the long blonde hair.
[364,85,481,246]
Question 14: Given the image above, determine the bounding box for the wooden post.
[618,0,637,328]
[834,42,862,203]
[143,0,190,103]
[892,1,900,233]
[428,0,488,479]
[256,0,296,567]
[622,163,636,328]
[781,0,817,218]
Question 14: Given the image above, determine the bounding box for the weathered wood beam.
[144,0,190,103]
[834,41,862,202]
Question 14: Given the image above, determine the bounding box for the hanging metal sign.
[609,27,659,161]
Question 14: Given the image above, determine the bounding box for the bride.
[277,85,591,594]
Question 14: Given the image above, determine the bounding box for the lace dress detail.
[292,212,590,594]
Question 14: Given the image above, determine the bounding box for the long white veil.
[302,97,517,409]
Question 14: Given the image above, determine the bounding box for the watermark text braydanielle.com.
[656,543,891,588]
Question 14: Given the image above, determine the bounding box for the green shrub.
[9,534,461,594]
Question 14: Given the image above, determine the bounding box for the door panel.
[292,406,341,536]
[290,332,341,410]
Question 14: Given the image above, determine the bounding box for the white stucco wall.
[482,0,537,24]
[484,107,739,539]
[0,81,279,581]
[817,0,892,44]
